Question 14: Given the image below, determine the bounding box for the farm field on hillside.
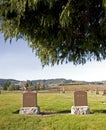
[60,84,106,91]
[0,89,106,130]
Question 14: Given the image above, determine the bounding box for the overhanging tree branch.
[0,0,106,66]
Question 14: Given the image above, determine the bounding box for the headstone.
[19,90,40,115]
[71,91,90,115]
[74,91,88,106]
[62,86,65,93]
[96,88,99,94]
[102,90,106,96]
[90,90,93,94]
[23,91,37,107]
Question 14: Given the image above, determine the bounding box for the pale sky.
[0,34,106,82]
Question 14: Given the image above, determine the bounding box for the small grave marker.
[102,90,106,96]
[96,88,99,94]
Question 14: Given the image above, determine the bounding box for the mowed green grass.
[0,91,106,130]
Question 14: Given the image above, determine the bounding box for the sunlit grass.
[0,91,106,130]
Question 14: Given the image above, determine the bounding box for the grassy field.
[0,90,106,130]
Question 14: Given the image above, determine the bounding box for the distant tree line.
[0,80,46,91]
[1,80,20,91]
[24,80,46,90]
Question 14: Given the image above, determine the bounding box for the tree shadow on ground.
[91,109,106,114]
[13,109,106,115]
[12,110,20,114]
[40,110,71,115]
[12,110,71,115]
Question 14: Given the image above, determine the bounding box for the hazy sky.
[0,34,106,81]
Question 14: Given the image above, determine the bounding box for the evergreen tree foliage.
[0,0,106,66]
[8,83,15,91]
[3,80,11,90]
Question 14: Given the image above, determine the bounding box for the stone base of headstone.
[19,107,40,115]
[71,106,90,115]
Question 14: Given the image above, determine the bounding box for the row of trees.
[0,80,46,91]
[25,80,45,90]
[1,80,20,91]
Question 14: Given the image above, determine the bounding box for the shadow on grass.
[40,110,71,115]
[92,109,106,114]
[12,110,71,115]
[13,109,106,115]
[12,110,20,114]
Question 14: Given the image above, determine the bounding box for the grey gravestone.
[71,91,90,115]
[74,91,88,106]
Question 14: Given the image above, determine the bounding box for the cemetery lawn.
[0,91,106,130]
